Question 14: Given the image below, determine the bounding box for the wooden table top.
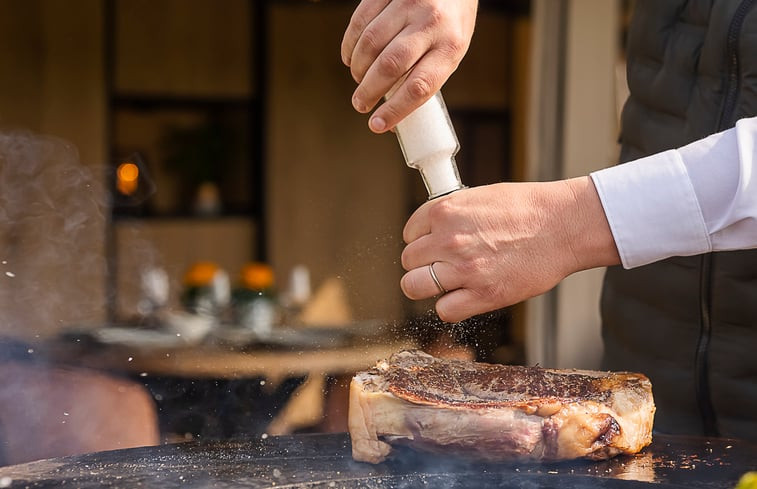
[42,335,414,384]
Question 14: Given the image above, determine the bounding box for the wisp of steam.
[0,131,107,339]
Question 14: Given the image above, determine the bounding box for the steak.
[349,350,655,463]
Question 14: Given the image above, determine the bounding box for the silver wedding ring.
[428,262,447,295]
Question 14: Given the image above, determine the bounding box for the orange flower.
[183,261,219,287]
[240,262,274,290]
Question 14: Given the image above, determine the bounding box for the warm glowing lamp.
[117,162,139,196]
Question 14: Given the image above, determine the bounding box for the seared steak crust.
[349,350,655,464]
[386,356,614,405]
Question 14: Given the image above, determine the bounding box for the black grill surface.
[0,433,754,488]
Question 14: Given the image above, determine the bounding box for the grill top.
[0,433,754,489]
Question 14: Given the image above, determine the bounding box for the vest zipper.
[698,0,757,437]
[696,253,718,436]
[717,0,757,127]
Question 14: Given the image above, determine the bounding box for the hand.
[341,0,478,133]
[400,177,621,323]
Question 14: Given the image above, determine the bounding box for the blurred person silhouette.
[0,339,159,466]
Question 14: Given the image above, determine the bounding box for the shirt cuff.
[590,150,712,268]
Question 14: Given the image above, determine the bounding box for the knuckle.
[448,232,470,251]
[349,7,371,34]
[376,49,408,79]
[359,26,382,56]
[480,283,502,303]
[481,278,509,307]
[428,198,454,222]
[403,0,426,10]
[424,5,445,29]
[438,22,468,53]
[436,232,468,257]
[455,258,477,277]
[451,34,468,54]
[439,37,466,63]
[406,74,435,100]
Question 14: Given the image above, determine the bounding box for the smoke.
[0,131,108,338]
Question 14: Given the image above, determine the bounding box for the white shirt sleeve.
[590,116,757,269]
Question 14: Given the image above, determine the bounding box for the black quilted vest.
[602,0,757,440]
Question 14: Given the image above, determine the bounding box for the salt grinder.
[393,91,465,199]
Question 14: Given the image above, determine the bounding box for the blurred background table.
[38,329,414,441]
[43,336,412,383]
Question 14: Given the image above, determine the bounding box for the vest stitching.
[628,65,717,121]
[631,55,721,80]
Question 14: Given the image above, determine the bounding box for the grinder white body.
[393,91,464,199]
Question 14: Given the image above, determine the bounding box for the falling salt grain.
[260,380,266,386]
[261,433,269,439]
[5,272,14,278]
[64,412,69,416]
[128,357,133,362]
[0,477,12,488]
[140,372,148,377]
[27,348,34,354]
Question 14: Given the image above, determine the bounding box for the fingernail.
[370,116,386,132]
